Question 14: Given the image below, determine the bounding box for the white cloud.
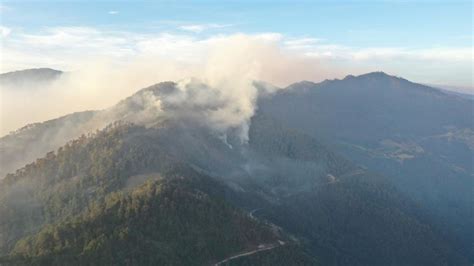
[1,26,472,88]
[178,23,231,33]
[284,37,324,51]
[1,27,136,71]
[108,10,118,15]
[289,42,473,64]
[179,25,205,33]
[0,26,11,37]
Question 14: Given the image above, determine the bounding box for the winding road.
[213,241,285,266]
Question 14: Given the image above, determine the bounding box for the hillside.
[0,122,315,265]
[0,76,471,264]
[259,71,474,260]
[1,109,469,265]
[0,111,97,177]
[0,68,62,88]
[4,168,297,265]
[249,114,468,265]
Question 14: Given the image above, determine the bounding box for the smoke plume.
[0,34,340,137]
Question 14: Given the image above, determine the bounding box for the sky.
[0,0,472,89]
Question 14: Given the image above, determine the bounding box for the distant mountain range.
[427,84,474,100]
[0,70,472,265]
[0,68,63,88]
[436,87,474,100]
[259,72,474,261]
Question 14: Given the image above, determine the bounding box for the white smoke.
[0,34,340,137]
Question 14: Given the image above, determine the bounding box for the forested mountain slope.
[4,167,312,265]
[1,116,469,265]
[0,123,315,265]
[0,77,471,265]
[259,72,474,260]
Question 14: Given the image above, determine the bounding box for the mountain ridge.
[1,70,472,264]
[1,116,468,265]
[259,73,474,261]
[289,71,468,100]
[0,68,63,87]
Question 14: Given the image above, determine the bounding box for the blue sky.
[0,0,472,88]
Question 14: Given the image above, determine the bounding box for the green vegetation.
[5,172,280,265]
[1,107,470,265]
[259,72,474,261]
[262,174,468,265]
[0,122,314,265]
[1,122,161,254]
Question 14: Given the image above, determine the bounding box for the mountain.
[4,163,313,265]
[0,123,305,265]
[0,111,98,177]
[0,78,471,265]
[0,68,63,88]
[1,120,466,265]
[439,89,474,100]
[259,71,474,260]
[428,84,474,100]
